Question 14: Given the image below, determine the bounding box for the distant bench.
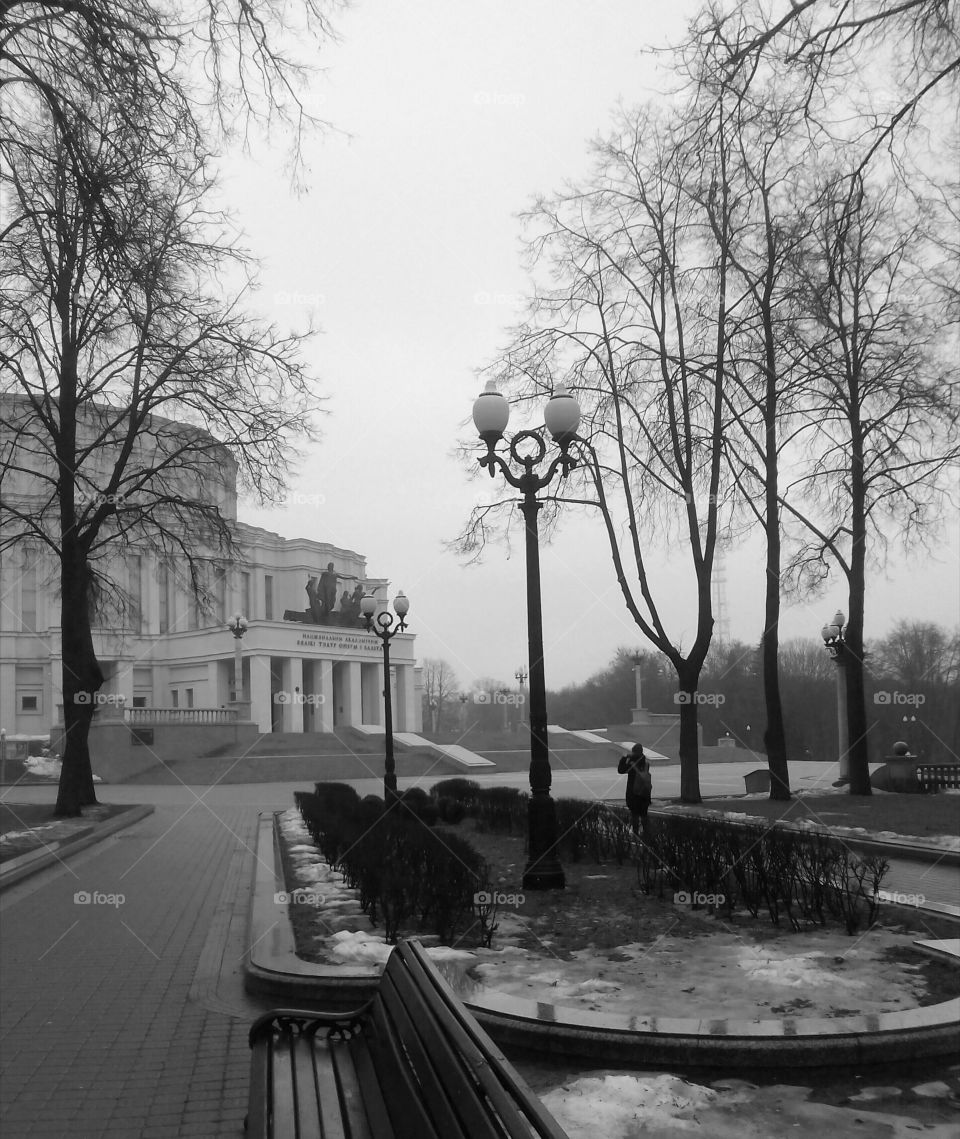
[916,764,960,792]
[246,938,570,1139]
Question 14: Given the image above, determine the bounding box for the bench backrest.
[376,940,569,1139]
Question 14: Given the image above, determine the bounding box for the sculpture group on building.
[284,567,365,626]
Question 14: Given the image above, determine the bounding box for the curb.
[0,805,155,892]
[245,812,960,1069]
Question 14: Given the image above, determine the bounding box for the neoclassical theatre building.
[0,398,420,744]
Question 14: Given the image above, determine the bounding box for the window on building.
[132,696,147,708]
[158,563,169,633]
[15,666,43,714]
[241,571,252,619]
[185,687,194,708]
[213,564,227,624]
[171,689,179,708]
[19,694,39,712]
[128,554,143,632]
[20,555,37,633]
[264,574,274,620]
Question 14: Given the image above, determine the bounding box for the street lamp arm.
[477,430,580,493]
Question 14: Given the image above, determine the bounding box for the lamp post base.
[522,791,566,890]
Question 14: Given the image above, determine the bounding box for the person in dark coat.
[618,743,652,834]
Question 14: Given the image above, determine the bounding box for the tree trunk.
[845,385,872,795]
[55,548,103,816]
[676,661,703,804]
[762,456,790,800]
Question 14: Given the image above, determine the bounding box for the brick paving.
[0,800,270,1138]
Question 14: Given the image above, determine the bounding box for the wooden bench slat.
[379,969,501,1139]
[329,1035,375,1139]
[398,941,571,1139]
[347,1031,398,1139]
[291,1032,335,1139]
[364,998,443,1139]
[271,1030,301,1139]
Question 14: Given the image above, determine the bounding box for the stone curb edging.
[244,812,960,1068]
[0,805,155,892]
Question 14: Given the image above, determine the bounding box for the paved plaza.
[1,773,957,1137]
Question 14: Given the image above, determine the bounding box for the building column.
[396,664,416,732]
[361,662,383,726]
[0,662,16,731]
[314,660,334,732]
[281,657,304,732]
[249,654,272,733]
[343,660,362,727]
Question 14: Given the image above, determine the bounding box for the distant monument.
[284,570,362,626]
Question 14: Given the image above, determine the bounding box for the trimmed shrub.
[430,778,482,808]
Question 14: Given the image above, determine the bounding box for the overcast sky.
[231,0,959,692]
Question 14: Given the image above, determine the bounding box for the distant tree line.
[545,622,959,763]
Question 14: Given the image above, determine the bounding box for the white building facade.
[0,401,420,740]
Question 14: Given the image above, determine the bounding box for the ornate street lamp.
[227,612,248,702]
[821,610,850,784]
[360,591,409,802]
[472,379,581,890]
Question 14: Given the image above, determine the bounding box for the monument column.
[395,663,415,732]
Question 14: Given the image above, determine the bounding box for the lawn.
[683,792,959,840]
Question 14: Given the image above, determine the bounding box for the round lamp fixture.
[543,384,581,444]
[473,380,510,444]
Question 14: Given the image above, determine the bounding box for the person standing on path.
[619,743,652,834]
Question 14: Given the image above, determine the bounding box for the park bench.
[246,938,570,1139]
[916,763,960,792]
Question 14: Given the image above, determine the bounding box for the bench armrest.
[248,1005,371,1047]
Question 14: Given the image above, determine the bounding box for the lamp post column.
[519,482,564,890]
[382,637,396,798]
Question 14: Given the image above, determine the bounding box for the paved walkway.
[1,776,957,1137]
[0,797,274,1138]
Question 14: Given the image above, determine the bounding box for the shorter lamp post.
[459,692,469,733]
[515,667,527,725]
[227,612,248,702]
[359,591,409,802]
[821,610,850,784]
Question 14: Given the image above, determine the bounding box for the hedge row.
[428,778,889,934]
[636,815,888,933]
[294,784,489,944]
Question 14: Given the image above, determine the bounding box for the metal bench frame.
[246,938,569,1139]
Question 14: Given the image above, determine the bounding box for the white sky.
[230,0,960,691]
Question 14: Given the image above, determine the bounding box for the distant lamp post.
[901,714,918,757]
[515,667,527,724]
[360,591,410,801]
[227,612,248,701]
[472,379,581,890]
[821,610,850,784]
[429,699,438,734]
[459,692,469,732]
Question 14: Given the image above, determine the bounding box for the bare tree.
[421,658,460,734]
[0,102,318,814]
[779,173,959,792]
[463,101,744,803]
